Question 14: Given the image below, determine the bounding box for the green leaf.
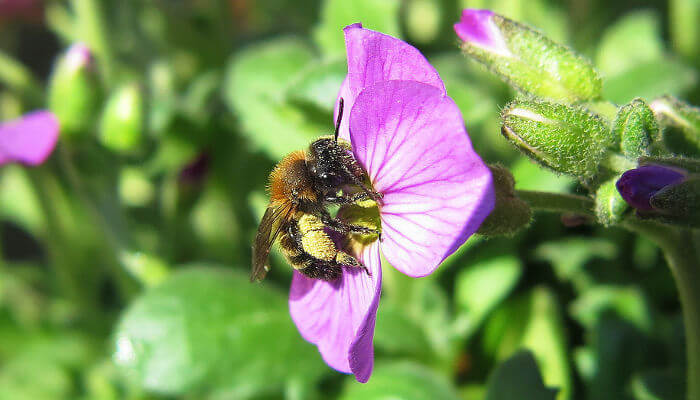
[223,37,326,160]
[570,286,653,333]
[113,266,327,397]
[602,59,697,104]
[535,238,617,283]
[484,351,558,400]
[314,0,401,57]
[482,288,571,399]
[287,59,347,112]
[373,303,431,358]
[510,157,575,193]
[455,255,522,336]
[340,362,460,400]
[596,11,664,77]
[631,369,685,400]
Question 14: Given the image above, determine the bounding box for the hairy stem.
[515,190,595,216]
[623,219,700,400]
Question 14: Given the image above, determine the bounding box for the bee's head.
[307,137,349,191]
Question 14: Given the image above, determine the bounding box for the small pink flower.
[453,9,512,57]
[0,111,59,166]
[289,24,494,383]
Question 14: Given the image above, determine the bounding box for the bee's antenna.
[334,98,344,142]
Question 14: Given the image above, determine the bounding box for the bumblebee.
[251,99,382,282]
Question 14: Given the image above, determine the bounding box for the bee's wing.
[251,203,293,282]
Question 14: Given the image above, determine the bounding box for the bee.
[251,99,382,282]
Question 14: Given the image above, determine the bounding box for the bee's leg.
[324,191,372,204]
[338,153,384,202]
[318,209,381,237]
[335,251,371,276]
[300,261,342,281]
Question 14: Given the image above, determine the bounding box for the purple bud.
[64,43,94,72]
[453,9,511,57]
[616,165,686,211]
[178,152,210,185]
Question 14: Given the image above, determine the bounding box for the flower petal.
[0,111,59,166]
[454,9,512,57]
[334,23,445,142]
[349,80,494,277]
[289,241,381,382]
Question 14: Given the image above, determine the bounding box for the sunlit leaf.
[314,0,401,57]
[455,255,522,337]
[113,267,327,397]
[223,37,325,159]
[340,362,460,400]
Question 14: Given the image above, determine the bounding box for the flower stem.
[623,219,700,400]
[515,190,594,216]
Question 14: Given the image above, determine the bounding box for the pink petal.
[334,23,446,142]
[349,80,494,277]
[289,241,382,382]
[0,111,59,166]
[454,9,512,57]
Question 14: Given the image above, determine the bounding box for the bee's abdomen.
[297,214,337,261]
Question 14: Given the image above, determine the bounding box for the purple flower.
[289,24,495,383]
[453,9,511,57]
[616,165,687,211]
[0,111,59,166]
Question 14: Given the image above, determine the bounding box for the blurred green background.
[0,0,698,399]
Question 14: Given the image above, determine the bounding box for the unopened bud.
[477,164,531,236]
[47,43,101,138]
[649,175,700,227]
[595,177,629,226]
[501,100,611,179]
[614,99,659,159]
[99,83,144,153]
[650,95,700,155]
[454,9,602,102]
[616,165,687,211]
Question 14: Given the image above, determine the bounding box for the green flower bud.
[650,95,700,155]
[613,98,659,159]
[47,43,101,139]
[477,164,531,236]
[455,10,602,103]
[595,177,629,226]
[99,83,144,153]
[649,175,700,228]
[501,100,611,179]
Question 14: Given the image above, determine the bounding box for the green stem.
[623,219,700,400]
[72,0,115,84]
[57,147,138,294]
[0,50,43,106]
[516,190,595,216]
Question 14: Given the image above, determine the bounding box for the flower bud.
[99,83,144,153]
[595,177,629,226]
[616,165,686,211]
[650,95,700,155]
[477,164,531,236]
[649,175,700,227]
[48,43,101,139]
[454,9,602,102]
[501,100,611,179]
[613,99,659,159]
